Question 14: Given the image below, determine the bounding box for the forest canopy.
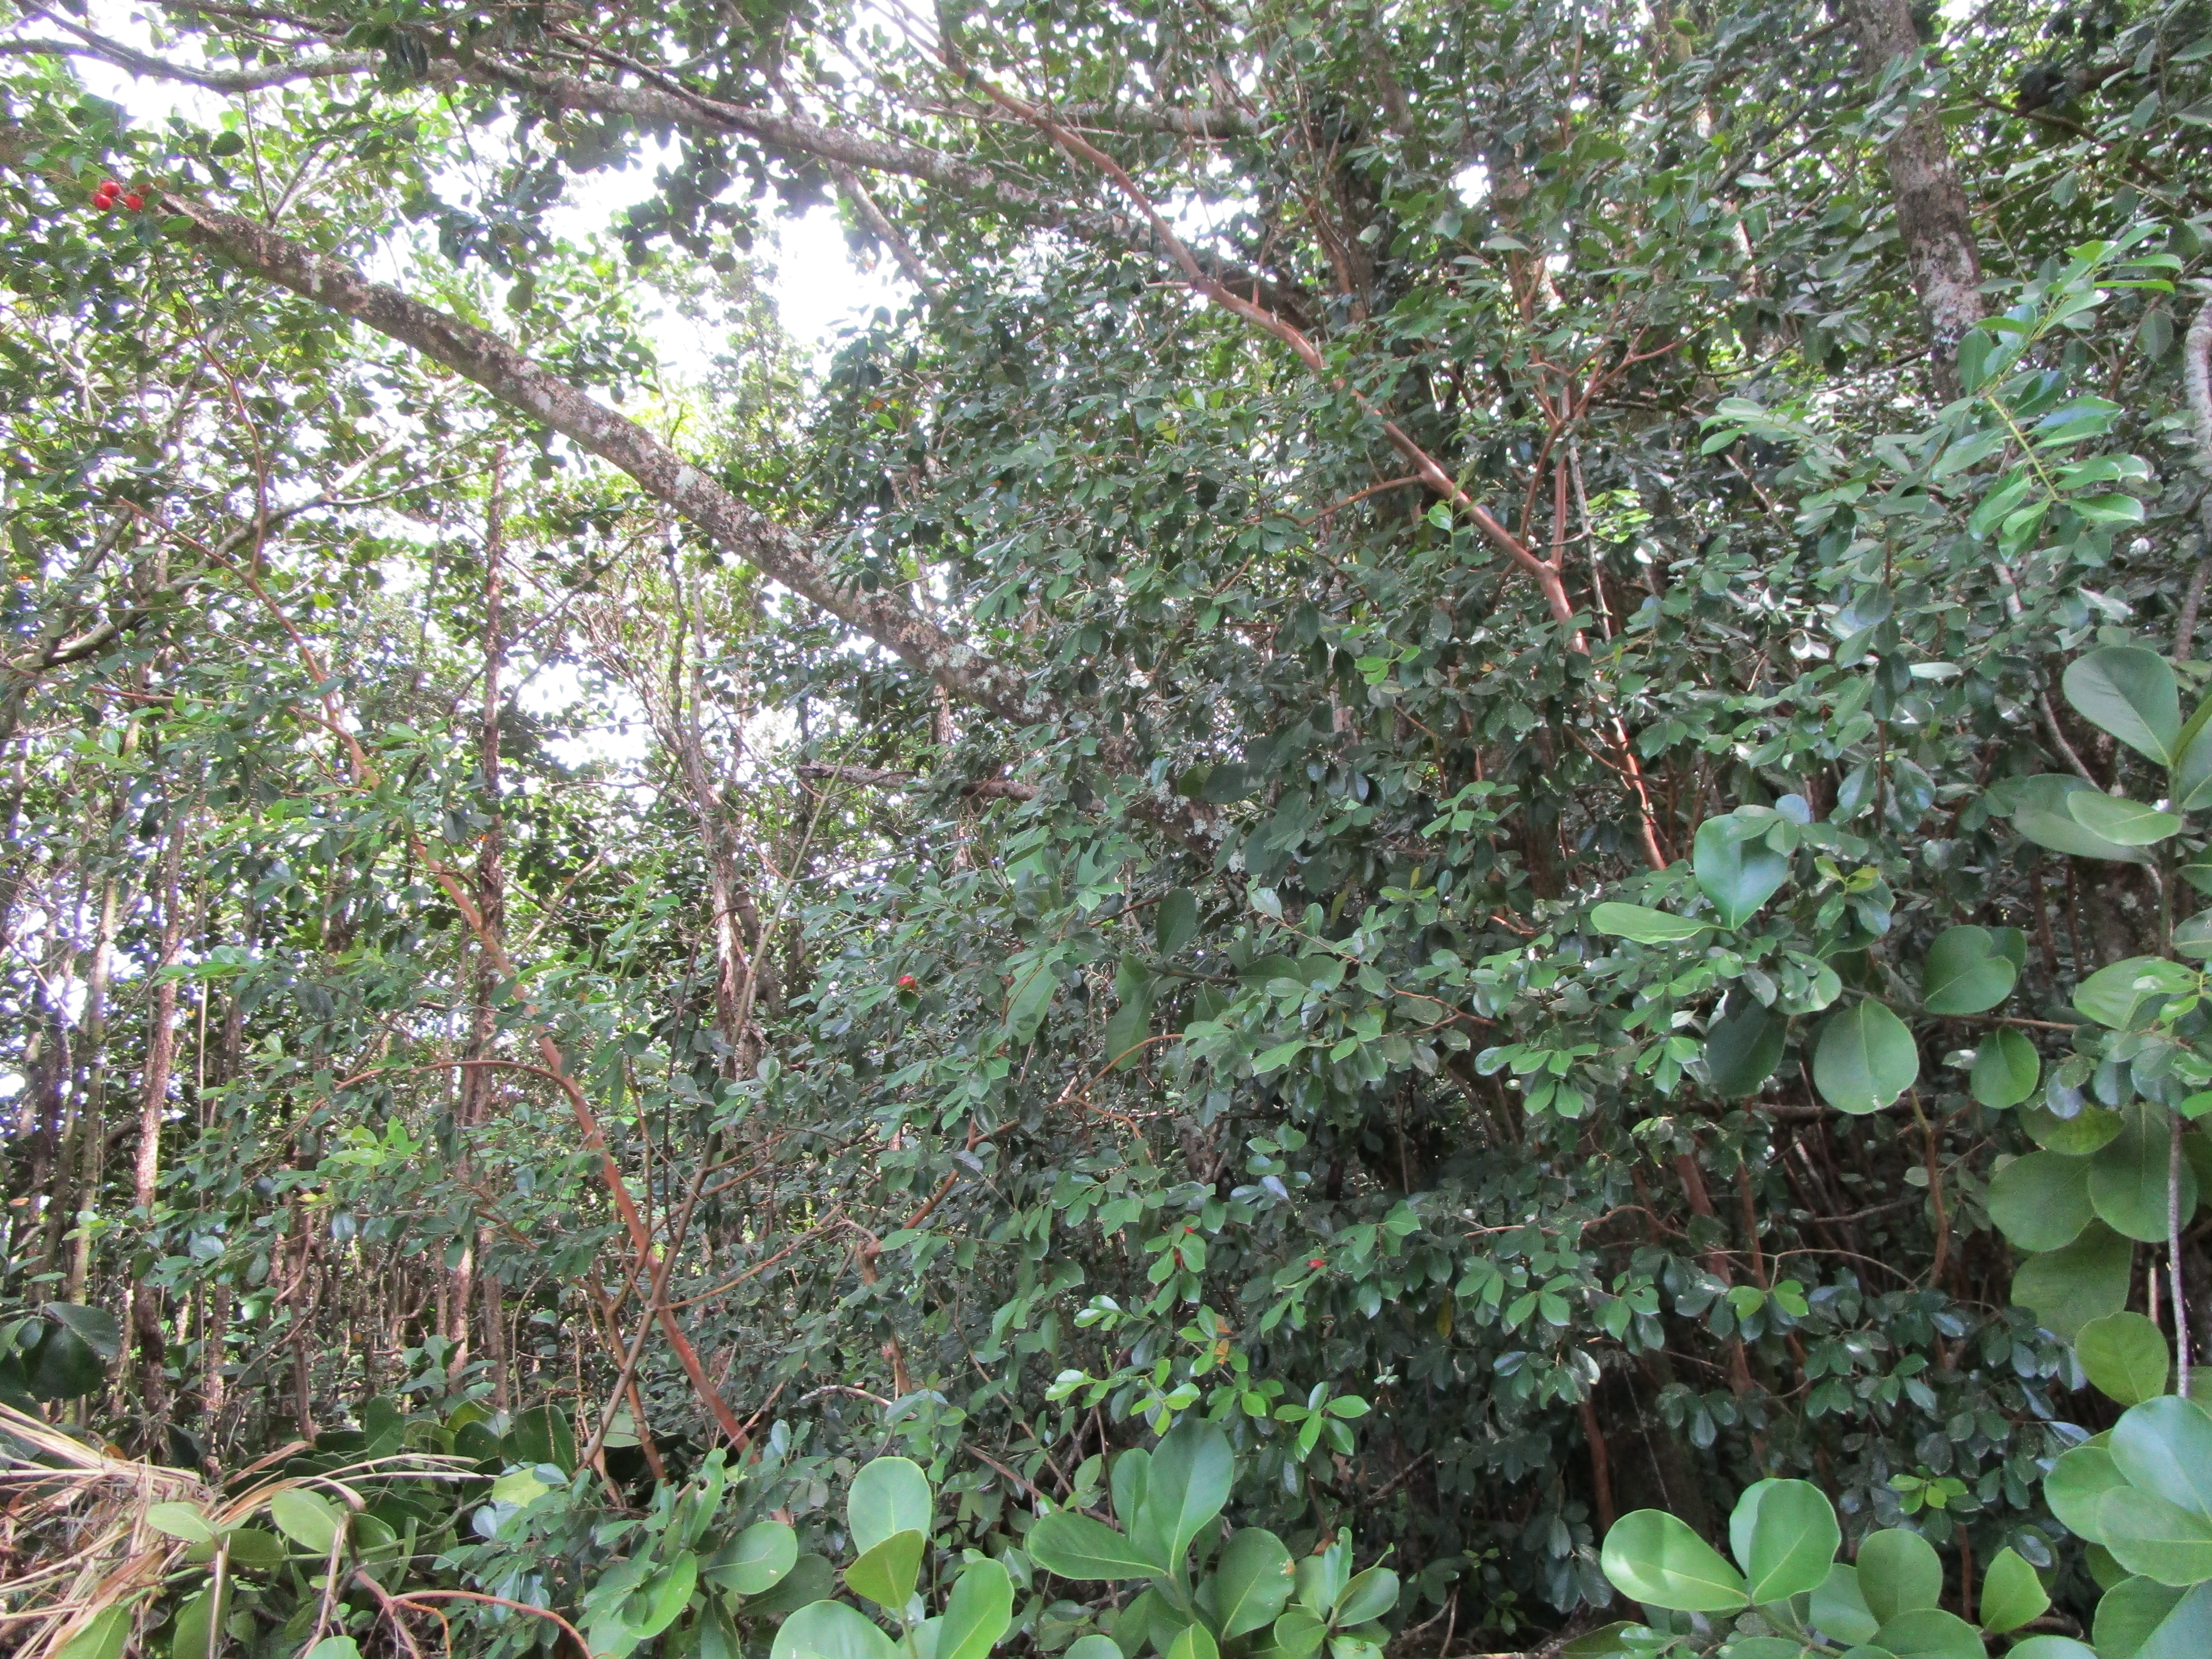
[4,0,2212,1657]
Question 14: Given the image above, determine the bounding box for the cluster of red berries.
[90,178,145,213]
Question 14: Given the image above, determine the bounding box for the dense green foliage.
[6,0,2212,1654]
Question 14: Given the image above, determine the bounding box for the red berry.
[122,192,144,212]
[100,178,121,194]
[897,974,916,990]
[1308,1258,1327,1268]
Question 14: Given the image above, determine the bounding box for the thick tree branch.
[5,18,377,91]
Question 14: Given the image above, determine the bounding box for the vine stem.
[2173,1110,2193,1398]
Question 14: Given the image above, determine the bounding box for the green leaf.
[55,1606,132,1659]
[44,1302,121,1360]
[1590,902,1710,943]
[1106,983,1154,1072]
[1270,1608,1327,1659]
[2013,1219,2134,1338]
[1872,1608,1982,1659]
[2100,1579,2212,1659]
[267,1489,343,1555]
[1026,1512,1167,1580]
[1811,1000,1919,1114]
[1065,1638,1124,1659]
[1334,1566,1399,1626]
[1166,1623,1219,1659]
[771,1601,901,1659]
[2008,774,2153,863]
[934,1557,1015,1659]
[1920,925,2018,1015]
[2075,957,2197,1029]
[1597,1510,1750,1612]
[705,1519,798,1595]
[2090,1102,2197,1243]
[1703,997,1785,1098]
[747,1555,837,1618]
[2112,1396,2212,1516]
[1692,814,1790,929]
[1856,1530,1942,1624]
[1556,1626,1641,1659]
[223,1527,285,1569]
[2173,702,2212,810]
[1109,1448,1150,1530]
[1215,1528,1297,1637]
[1977,1546,2048,1632]
[2101,1489,2212,1585]
[849,1456,933,1555]
[2077,1312,2173,1406]
[845,1529,926,1611]
[2065,646,2182,763]
[630,1553,699,1640]
[1987,1151,2093,1250]
[1810,1564,1879,1645]
[145,1503,218,1544]
[1295,1534,1350,1615]
[2067,792,2183,845]
[502,1403,576,1473]
[1003,954,1060,1046]
[2003,1640,2096,1659]
[1728,1478,1840,1604]
[1970,1029,2041,1108]
[2045,1443,2126,1542]
[25,1323,104,1400]
[1156,888,1199,956]
[1133,1416,1233,1569]
[2175,911,2212,960]
[2024,1101,2125,1155]
[168,1584,225,1659]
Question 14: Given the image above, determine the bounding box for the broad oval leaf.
[1597,1510,1749,1613]
[1155,888,1199,956]
[1987,1151,2093,1251]
[935,1557,1015,1659]
[53,1607,132,1659]
[1165,1623,1219,1659]
[1970,1029,2041,1109]
[2066,791,2182,845]
[2046,1443,2125,1542]
[849,1456,933,1555]
[2064,646,2181,765]
[2008,774,2152,863]
[1334,1565,1399,1626]
[2100,1489,2212,1586]
[1811,1000,1919,1114]
[1977,1546,2049,1634]
[1692,815,1790,930]
[2013,1219,2133,1339]
[2077,1311,2172,1407]
[267,1488,344,1555]
[1872,1607,1983,1659]
[1133,1416,1233,1568]
[2075,957,2197,1030]
[630,1553,699,1641]
[2003,1640,2096,1659]
[771,1601,901,1659]
[2092,1577,2193,1659]
[1026,1511,1167,1581]
[1270,1609,1328,1659]
[1590,902,1710,944]
[1728,1478,1839,1604]
[1703,997,1785,1098]
[2089,1102,2198,1243]
[1921,926,2018,1015]
[1856,1529,1942,1625]
[845,1529,926,1611]
[1810,1563,1880,1645]
[1065,1638,1124,1659]
[1215,1528,1297,1638]
[705,1518,799,1596]
[2112,1396,2212,1517]
[145,1502,218,1544]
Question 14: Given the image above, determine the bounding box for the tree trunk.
[130,810,188,1421]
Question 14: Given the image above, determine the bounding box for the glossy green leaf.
[1921,925,2017,1014]
[267,1489,343,1555]
[1856,1529,1942,1624]
[1026,1511,1167,1580]
[2064,646,2182,764]
[145,1502,218,1544]
[1810,1562,1880,1645]
[1870,1608,1981,1659]
[2090,1102,2197,1243]
[1728,1478,1840,1604]
[44,1301,121,1360]
[2075,957,2197,1029]
[2009,774,2153,862]
[1133,1416,1232,1568]
[2045,1442,2126,1542]
[1165,1622,1218,1659]
[631,1553,699,1639]
[1970,1029,2040,1108]
[1590,902,1709,943]
[705,1518,799,1596]
[1812,1000,1919,1114]
[1976,1546,2048,1632]
[503,1403,576,1473]
[1295,1534,1350,1615]
[2174,702,2212,810]
[2112,1396,2212,1516]
[2004,1639,2096,1659]
[1692,814,1790,929]
[2066,791,2182,845]
[849,1456,933,1555]
[1065,1638,1124,1659]
[2013,1219,2133,1338]
[1270,1609,1327,1659]
[1597,1509,1750,1612]
[845,1529,926,1611]
[2100,1488,2212,1585]
[1155,888,1199,956]
[1987,1150,2093,1250]
[2024,1101,2125,1155]
[1334,1565,1399,1626]
[55,1607,132,1659]
[1215,1528,1297,1637]
[2078,1311,2172,1405]
[935,1557,1015,1659]
[168,1585,225,1659]
[746,1554,837,1618]
[1703,997,1785,1098]
[771,1600,901,1659]
[2094,1576,2187,1659]
[2175,910,2212,960]
[25,1323,104,1400]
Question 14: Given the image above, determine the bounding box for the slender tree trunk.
[61,876,120,1302]
[130,810,188,1422]
[1840,0,1985,391]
